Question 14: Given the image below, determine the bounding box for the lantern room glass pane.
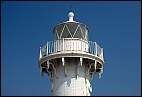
[79,24,89,40]
[54,24,64,40]
[74,26,82,38]
[54,33,58,40]
[66,23,78,37]
[61,25,72,38]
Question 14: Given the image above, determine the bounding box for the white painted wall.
[51,58,92,96]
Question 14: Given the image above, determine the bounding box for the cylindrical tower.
[38,11,104,96]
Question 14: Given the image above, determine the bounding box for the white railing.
[40,38,104,61]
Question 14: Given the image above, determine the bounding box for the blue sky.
[1,1,141,96]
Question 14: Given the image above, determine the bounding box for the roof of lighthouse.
[53,11,89,30]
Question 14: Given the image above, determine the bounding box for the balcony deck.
[39,38,104,63]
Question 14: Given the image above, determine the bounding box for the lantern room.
[53,12,89,41]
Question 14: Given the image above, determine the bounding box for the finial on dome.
[67,4,75,22]
[68,12,74,22]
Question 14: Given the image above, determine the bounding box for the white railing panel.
[40,38,104,61]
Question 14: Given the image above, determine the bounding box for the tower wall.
[51,58,92,96]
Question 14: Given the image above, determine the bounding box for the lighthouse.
[38,11,104,96]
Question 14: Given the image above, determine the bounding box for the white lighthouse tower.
[38,11,104,96]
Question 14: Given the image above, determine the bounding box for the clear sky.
[1,1,141,96]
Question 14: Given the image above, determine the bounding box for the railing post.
[57,40,59,52]
[51,41,54,53]
[70,39,71,50]
[91,41,93,53]
[39,47,42,59]
[48,42,50,54]
[101,48,104,61]
[88,41,90,53]
[54,40,56,52]
[93,42,95,54]
[63,38,64,52]
[95,42,97,56]
[46,42,48,55]
[81,39,82,51]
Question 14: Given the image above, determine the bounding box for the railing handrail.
[54,38,89,43]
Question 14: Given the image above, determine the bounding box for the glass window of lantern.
[74,26,82,38]
[61,25,72,38]
[79,24,89,40]
[56,24,64,39]
[66,23,78,37]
